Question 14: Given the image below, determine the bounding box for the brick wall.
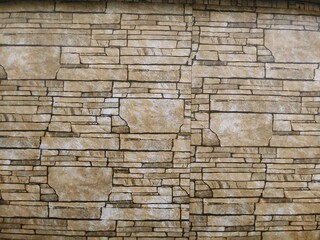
[0,1,319,239]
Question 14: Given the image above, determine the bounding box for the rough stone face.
[0,47,60,79]
[57,68,127,81]
[263,231,320,240]
[265,30,320,62]
[120,99,184,133]
[48,167,113,201]
[210,11,256,22]
[210,113,273,146]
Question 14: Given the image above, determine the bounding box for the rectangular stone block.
[204,203,254,215]
[57,68,127,81]
[55,1,106,12]
[277,148,320,158]
[0,1,54,12]
[208,216,254,226]
[73,14,120,24]
[263,231,320,240]
[193,66,265,78]
[101,207,180,220]
[0,205,48,217]
[106,2,184,14]
[48,167,112,201]
[67,220,115,231]
[255,203,320,215]
[0,137,40,148]
[120,139,172,151]
[210,113,272,146]
[203,173,252,181]
[0,149,40,160]
[40,137,119,150]
[270,136,319,147]
[210,11,256,22]
[120,99,184,133]
[64,81,112,92]
[0,47,60,79]
[265,30,320,62]
[124,152,173,163]
[266,63,316,79]
[128,65,180,82]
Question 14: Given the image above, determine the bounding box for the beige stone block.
[208,215,254,226]
[277,148,320,158]
[40,137,119,150]
[67,220,115,231]
[124,152,172,163]
[121,56,186,65]
[210,113,272,146]
[265,30,320,62]
[203,173,252,181]
[49,207,100,219]
[74,14,120,24]
[57,68,127,81]
[128,40,177,48]
[210,11,256,22]
[255,203,320,215]
[64,81,112,92]
[120,99,184,133]
[266,63,316,79]
[193,65,265,78]
[129,65,180,82]
[101,207,180,220]
[263,231,320,240]
[0,137,39,148]
[48,167,112,201]
[120,139,172,151]
[0,149,40,160]
[0,106,37,114]
[0,205,48,217]
[56,2,106,12]
[204,203,254,214]
[284,80,320,91]
[0,47,60,79]
[0,1,54,12]
[270,136,319,147]
[106,2,184,14]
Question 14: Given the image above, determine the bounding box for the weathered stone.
[0,137,40,148]
[0,1,54,12]
[73,14,120,24]
[210,113,272,146]
[124,152,173,163]
[193,66,265,78]
[204,203,254,214]
[210,11,256,22]
[0,149,40,160]
[57,68,127,81]
[120,99,184,133]
[255,203,320,215]
[0,205,48,217]
[263,231,320,240]
[0,47,60,79]
[48,167,112,201]
[106,2,184,14]
[203,129,220,146]
[208,216,254,226]
[270,136,319,147]
[277,148,320,158]
[129,65,180,82]
[56,2,106,12]
[40,137,119,150]
[64,81,112,92]
[67,220,116,231]
[101,207,180,220]
[0,65,6,79]
[266,63,316,79]
[265,30,320,62]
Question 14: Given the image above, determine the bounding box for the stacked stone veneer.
[0,0,319,239]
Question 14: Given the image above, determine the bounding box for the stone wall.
[0,0,319,239]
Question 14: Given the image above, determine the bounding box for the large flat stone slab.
[210,113,272,146]
[0,47,60,79]
[48,167,113,201]
[265,30,320,62]
[120,99,184,133]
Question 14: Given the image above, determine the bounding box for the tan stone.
[73,14,120,24]
[48,167,112,201]
[266,63,316,80]
[255,203,320,215]
[265,30,320,62]
[49,207,100,219]
[203,173,252,181]
[210,11,256,22]
[0,1,54,12]
[193,65,265,78]
[64,81,112,92]
[57,68,127,81]
[0,65,6,79]
[204,203,254,214]
[120,99,184,133]
[106,2,184,14]
[210,113,272,146]
[67,220,116,231]
[263,231,320,240]
[0,47,60,79]
[40,137,119,150]
[129,65,180,82]
[124,152,173,163]
[277,148,320,158]
[0,149,40,160]
[101,207,180,220]
[0,137,40,148]
[120,139,172,151]
[208,215,254,226]
[0,205,48,217]
[56,2,106,12]
[270,136,319,147]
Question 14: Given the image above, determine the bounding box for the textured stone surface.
[266,30,320,62]
[0,47,60,79]
[48,167,112,201]
[120,99,184,133]
[0,0,320,239]
[210,113,273,146]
